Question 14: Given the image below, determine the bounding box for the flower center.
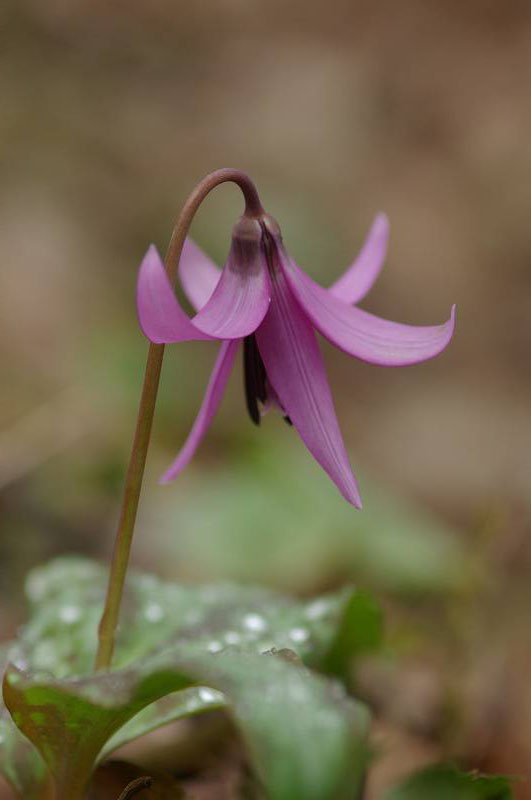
[243,334,267,425]
[243,334,292,427]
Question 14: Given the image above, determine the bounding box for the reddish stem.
[94,169,264,671]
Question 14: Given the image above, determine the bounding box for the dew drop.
[224,631,241,645]
[59,605,82,624]
[198,687,221,704]
[242,613,267,633]
[289,627,310,643]
[144,602,164,623]
[304,599,330,620]
[12,654,28,671]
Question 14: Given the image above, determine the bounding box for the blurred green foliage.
[386,764,513,800]
[137,435,468,596]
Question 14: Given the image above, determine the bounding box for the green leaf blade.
[4,643,369,800]
[1,558,370,799]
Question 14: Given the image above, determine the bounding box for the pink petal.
[179,238,221,311]
[160,339,239,482]
[329,213,389,304]
[137,245,215,344]
[284,259,456,367]
[191,239,271,339]
[255,270,362,508]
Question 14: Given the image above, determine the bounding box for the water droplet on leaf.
[242,613,268,633]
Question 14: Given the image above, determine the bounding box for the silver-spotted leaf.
[4,642,369,800]
[1,558,369,799]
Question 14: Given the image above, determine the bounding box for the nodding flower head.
[137,206,455,509]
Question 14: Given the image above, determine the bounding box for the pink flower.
[137,212,455,508]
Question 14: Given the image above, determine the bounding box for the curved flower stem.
[94,169,264,671]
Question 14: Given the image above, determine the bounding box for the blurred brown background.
[0,0,530,797]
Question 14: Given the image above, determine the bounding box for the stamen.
[243,335,267,425]
[117,776,153,800]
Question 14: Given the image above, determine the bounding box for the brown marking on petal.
[259,215,287,281]
[230,216,263,275]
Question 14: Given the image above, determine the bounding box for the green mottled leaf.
[19,557,346,677]
[0,645,49,800]
[1,558,368,799]
[4,643,369,800]
[386,764,514,800]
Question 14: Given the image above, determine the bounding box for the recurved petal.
[329,213,389,304]
[179,238,221,311]
[137,245,215,344]
[160,339,239,483]
[284,259,456,366]
[191,231,271,339]
[255,270,362,508]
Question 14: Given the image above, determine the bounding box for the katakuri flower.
[137,211,455,508]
